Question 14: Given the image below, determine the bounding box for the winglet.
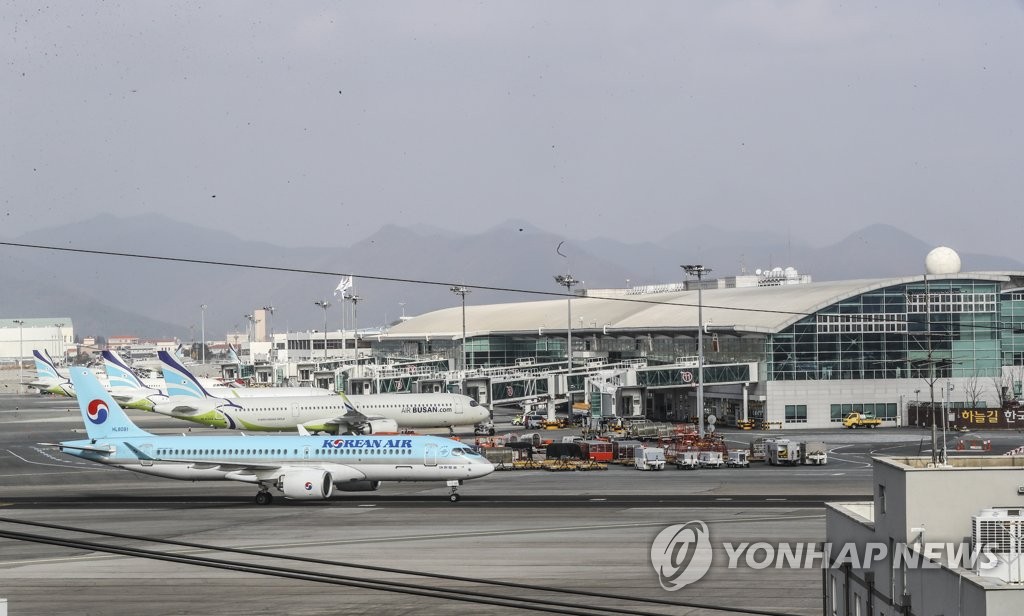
[67,367,151,439]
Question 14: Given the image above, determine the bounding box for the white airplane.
[25,350,75,397]
[42,367,494,504]
[153,351,491,434]
[104,350,335,411]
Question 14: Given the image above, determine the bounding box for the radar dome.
[925,246,961,275]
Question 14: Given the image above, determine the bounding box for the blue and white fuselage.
[47,368,494,504]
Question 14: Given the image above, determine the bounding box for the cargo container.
[579,440,613,462]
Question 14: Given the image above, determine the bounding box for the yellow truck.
[842,413,882,429]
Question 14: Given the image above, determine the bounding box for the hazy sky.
[4,2,1023,255]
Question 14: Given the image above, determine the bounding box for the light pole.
[13,319,24,393]
[554,274,579,420]
[349,295,361,356]
[554,274,579,372]
[682,264,711,439]
[314,300,330,360]
[53,323,64,364]
[450,286,471,370]
[200,304,207,364]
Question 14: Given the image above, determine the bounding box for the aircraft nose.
[473,460,496,478]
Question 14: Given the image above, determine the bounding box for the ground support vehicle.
[842,413,881,429]
[673,450,700,470]
[698,451,725,469]
[726,450,750,468]
[765,438,801,466]
[800,442,828,465]
[749,438,767,462]
[634,446,666,470]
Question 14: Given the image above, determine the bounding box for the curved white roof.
[385,273,1019,339]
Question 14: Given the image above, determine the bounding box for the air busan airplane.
[42,368,493,504]
[25,350,75,397]
[104,350,334,411]
[153,351,490,434]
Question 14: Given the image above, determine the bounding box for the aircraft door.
[424,444,438,467]
[291,403,299,418]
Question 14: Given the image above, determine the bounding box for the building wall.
[826,457,1024,615]
[764,377,1003,429]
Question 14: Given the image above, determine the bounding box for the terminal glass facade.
[1002,291,1024,366]
[768,280,1004,381]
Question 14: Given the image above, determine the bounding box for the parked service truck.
[634,446,666,471]
[764,438,801,466]
[842,413,881,429]
[698,451,725,469]
[726,450,750,468]
[674,450,700,470]
[800,442,828,465]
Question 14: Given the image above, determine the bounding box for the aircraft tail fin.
[228,344,241,364]
[174,343,187,361]
[33,350,62,381]
[68,367,151,439]
[158,350,215,399]
[102,350,154,391]
[43,349,67,377]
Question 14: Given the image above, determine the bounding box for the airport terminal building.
[374,261,1024,430]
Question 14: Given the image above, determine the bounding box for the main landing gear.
[447,479,462,503]
[255,486,274,506]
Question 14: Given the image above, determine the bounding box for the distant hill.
[0,215,1019,338]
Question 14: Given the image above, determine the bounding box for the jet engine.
[280,470,334,500]
[359,419,399,434]
[336,480,381,492]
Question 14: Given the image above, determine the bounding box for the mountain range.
[0,215,1020,339]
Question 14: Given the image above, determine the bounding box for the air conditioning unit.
[973,508,1024,583]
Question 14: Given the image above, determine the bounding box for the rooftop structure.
[827,456,1024,615]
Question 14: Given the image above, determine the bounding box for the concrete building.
[372,263,1024,428]
[826,456,1024,615]
[0,318,74,363]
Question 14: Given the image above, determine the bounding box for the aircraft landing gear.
[255,487,274,506]
[448,426,455,436]
[446,479,462,503]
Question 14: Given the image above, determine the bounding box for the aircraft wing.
[316,407,391,429]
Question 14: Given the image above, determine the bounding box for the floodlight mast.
[682,265,711,439]
[200,304,207,364]
[314,301,330,360]
[450,286,471,371]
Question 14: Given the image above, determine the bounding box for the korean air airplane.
[25,350,75,397]
[42,368,494,504]
[153,351,490,434]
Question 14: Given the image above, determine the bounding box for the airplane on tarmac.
[41,367,493,504]
[24,350,75,397]
[154,351,491,434]
[104,350,334,411]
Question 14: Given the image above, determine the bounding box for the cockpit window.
[469,399,479,407]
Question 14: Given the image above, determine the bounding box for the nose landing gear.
[447,479,462,503]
